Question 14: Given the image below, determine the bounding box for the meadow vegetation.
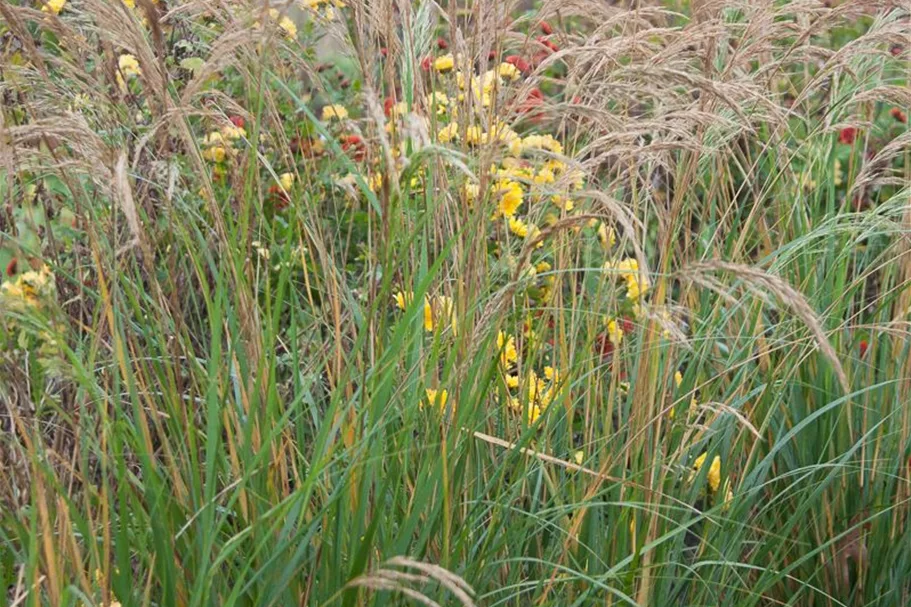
[1,0,910,605]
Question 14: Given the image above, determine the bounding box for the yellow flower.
[512,134,563,156]
[605,318,623,346]
[423,299,434,331]
[535,260,551,273]
[122,0,134,7]
[42,0,66,14]
[221,125,246,141]
[118,54,142,78]
[426,92,450,116]
[424,388,449,411]
[268,9,298,38]
[834,159,843,187]
[202,145,226,163]
[603,258,649,301]
[393,291,412,310]
[597,222,615,249]
[574,451,584,465]
[543,366,560,383]
[465,125,483,146]
[369,172,383,192]
[494,179,523,218]
[533,167,555,186]
[692,453,722,493]
[505,374,519,389]
[321,104,348,121]
[674,371,683,387]
[1,265,55,307]
[497,62,521,81]
[463,182,480,206]
[437,123,460,144]
[722,483,734,510]
[526,403,542,424]
[508,216,529,238]
[434,294,457,335]
[497,331,518,367]
[551,195,574,212]
[433,54,455,73]
[279,172,294,190]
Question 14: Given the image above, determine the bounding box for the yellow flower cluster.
[301,0,346,20]
[270,9,298,39]
[321,104,348,121]
[393,291,456,334]
[603,258,649,302]
[118,54,142,78]
[691,452,722,493]
[423,388,449,412]
[201,123,246,164]
[116,53,142,92]
[669,370,699,420]
[42,0,66,15]
[1,265,55,309]
[496,331,561,424]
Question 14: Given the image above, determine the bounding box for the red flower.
[5,257,17,276]
[505,55,531,73]
[421,56,432,71]
[229,115,245,129]
[384,97,395,117]
[620,317,635,334]
[540,21,553,35]
[341,134,366,161]
[536,36,559,52]
[532,50,551,68]
[838,126,858,145]
[859,340,869,358]
[436,37,448,50]
[488,50,497,61]
[268,185,290,211]
[595,333,615,360]
[380,47,388,57]
[516,87,545,122]
[890,107,907,123]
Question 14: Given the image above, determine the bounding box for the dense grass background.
[1,0,910,605]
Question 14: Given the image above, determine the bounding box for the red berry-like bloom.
[341,134,366,161]
[537,36,559,52]
[436,37,448,50]
[5,258,17,276]
[505,55,531,73]
[421,56,432,71]
[229,115,245,129]
[540,21,553,35]
[859,340,869,358]
[595,333,615,361]
[268,185,290,211]
[890,107,907,124]
[838,126,858,145]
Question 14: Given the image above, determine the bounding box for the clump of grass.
[1,0,909,606]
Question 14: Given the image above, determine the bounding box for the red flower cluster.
[891,107,908,124]
[341,134,366,161]
[267,185,289,211]
[838,127,858,145]
[5,258,17,276]
[505,55,531,74]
